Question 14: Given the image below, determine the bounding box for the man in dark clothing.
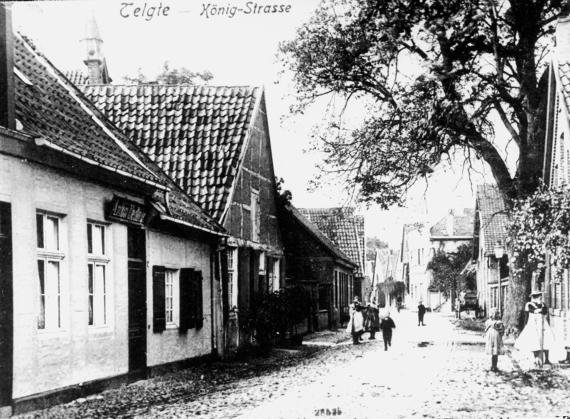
[379,312,396,351]
[418,302,426,326]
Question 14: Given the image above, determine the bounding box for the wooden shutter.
[220,249,229,323]
[193,270,204,329]
[179,268,193,331]
[152,265,166,333]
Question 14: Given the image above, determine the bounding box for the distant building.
[472,185,509,317]
[400,209,474,311]
[298,207,365,303]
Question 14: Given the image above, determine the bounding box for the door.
[127,227,146,375]
[0,202,12,408]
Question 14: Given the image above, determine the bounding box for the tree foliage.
[280,0,566,207]
[281,0,568,329]
[427,243,472,298]
[510,185,570,279]
[366,236,389,260]
[123,61,213,85]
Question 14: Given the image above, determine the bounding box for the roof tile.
[80,84,260,221]
[298,207,365,276]
[476,184,509,256]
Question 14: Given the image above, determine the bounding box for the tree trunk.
[504,261,531,334]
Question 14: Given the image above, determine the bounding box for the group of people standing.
[484,289,566,372]
[346,298,396,350]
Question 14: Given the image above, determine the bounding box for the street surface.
[17,310,570,419]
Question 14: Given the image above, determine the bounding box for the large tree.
[280,0,568,330]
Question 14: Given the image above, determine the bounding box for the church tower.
[80,14,111,84]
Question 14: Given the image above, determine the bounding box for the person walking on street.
[346,297,364,345]
[379,310,396,350]
[364,301,380,340]
[485,308,505,372]
[418,301,426,326]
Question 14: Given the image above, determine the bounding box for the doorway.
[0,202,12,408]
[127,227,146,377]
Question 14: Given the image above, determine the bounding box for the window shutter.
[179,268,193,331]
[152,265,166,333]
[193,270,204,329]
[220,249,229,323]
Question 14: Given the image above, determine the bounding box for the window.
[165,270,179,326]
[87,222,110,326]
[88,263,106,326]
[37,212,64,330]
[251,189,260,242]
[273,259,280,292]
[227,248,238,309]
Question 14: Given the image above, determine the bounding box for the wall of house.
[225,98,282,252]
[146,230,213,367]
[1,156,130,399]
[403,229,430,307]
[430,238,471,254]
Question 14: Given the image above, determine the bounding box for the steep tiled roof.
[80,84,261,222]
[430,209,475,238]
[475,184,509,256]
[13,33,223,235]
[298,207,365,276]
[14,34,159,184]
[64,69,89,86]
[284,204,356,267]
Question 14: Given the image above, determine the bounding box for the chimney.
[0,3,15,130]
[81,14,106,84]
[446,209,454,236]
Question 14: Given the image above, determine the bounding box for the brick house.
[296,207,365,326]
[472,185,510,317]
[280,204,358,331]
[68,22,285,351]
[0,7,226,414]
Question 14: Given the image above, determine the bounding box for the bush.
[240,286,310,352]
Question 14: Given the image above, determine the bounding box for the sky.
[12,0,507,249]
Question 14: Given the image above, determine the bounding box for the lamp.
[494,241,504,259]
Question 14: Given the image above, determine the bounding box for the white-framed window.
[88,263,106,326]
[37,211,65,330]
[227,248,238,309]
[87,222,110,326]
[272,259,280,291]
[259,251,266,274]
[165,269,179,326]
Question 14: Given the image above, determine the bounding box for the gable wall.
[224,98,282,250]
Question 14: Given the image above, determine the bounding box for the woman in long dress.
[346,298,364,345]
[515,290,562,367]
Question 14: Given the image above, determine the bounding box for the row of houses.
[0,7,365,415]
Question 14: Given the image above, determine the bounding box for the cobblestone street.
[18,310,570,419]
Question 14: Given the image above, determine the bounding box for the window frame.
[36,211,66,331]
[251,189,260,242]
[165,269,180,328]
[227,248,238,310]
[87,221,111,328]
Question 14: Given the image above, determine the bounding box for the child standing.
[485,308,505,372]
[379,311,396,351]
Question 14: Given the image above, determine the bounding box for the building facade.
[472,185,509,317]
[0,15,225,414]
[280,204,357,330]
